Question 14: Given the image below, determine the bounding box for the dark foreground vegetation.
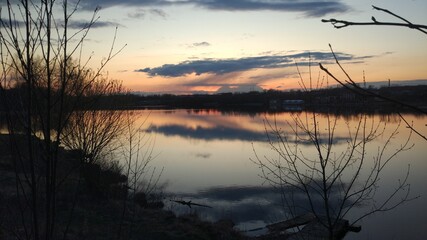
[0,134,245,240]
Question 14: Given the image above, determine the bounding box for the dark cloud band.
[77,0,350,17]
[68,20,121,29]
[135,51,366,77]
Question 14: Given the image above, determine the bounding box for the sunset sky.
[7,0,427,94]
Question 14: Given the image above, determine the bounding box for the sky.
[5,0,427,94]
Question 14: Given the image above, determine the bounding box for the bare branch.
[322,5,427,35]
[319,45,427,115]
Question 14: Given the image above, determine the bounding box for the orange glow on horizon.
[189,86,221,93]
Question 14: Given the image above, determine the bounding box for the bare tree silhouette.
[252,62,418,239]
[253,111,417,239]
[0,1,124,239]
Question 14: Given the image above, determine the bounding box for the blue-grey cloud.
[135,57,278,77]
[135,51,368,77]
[128,8,168,19]
[68,20,121,29]
[192,41,211,47]
[136,56,291,77]
[196,185,279,202]
[77,0,351,17]
[216,85,264,93]
[128,9,147,19]
[196,0,350,17]
[0,15,122,29]
[0,17,119,29]
[0,19,24,28]
[150,8,168,18]
[128,8,166,18]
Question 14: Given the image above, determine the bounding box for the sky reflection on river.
[131,109,426,239]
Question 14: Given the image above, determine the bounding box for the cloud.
[128,9,147,19]
[68,20,121,29]
[196,185,279,202]
[192,42,211,47]
[181,71,247,87]
[216,85,264,93]
[136,56,291,77]
[0,16,120,29]
[248,72,295,82]
[150,8,168,18]
[128,8,168,19]
[77,0,351,17]
[0,19,24,28]
[194,0,350,17]
[135,51,362,77]
[184,41,211,49]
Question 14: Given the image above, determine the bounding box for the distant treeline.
[2,85,426,113]
[130,85,427,113]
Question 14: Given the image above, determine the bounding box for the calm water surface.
[129,109,426,239]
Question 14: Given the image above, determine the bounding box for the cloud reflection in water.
[147,124,268,141]
[168,184,352,231]
[147,123,352,145]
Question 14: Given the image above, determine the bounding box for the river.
[127,109,426,239]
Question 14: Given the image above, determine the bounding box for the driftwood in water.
[259,213,361,240]
[267,213,316,232]
[170,199,213,209]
